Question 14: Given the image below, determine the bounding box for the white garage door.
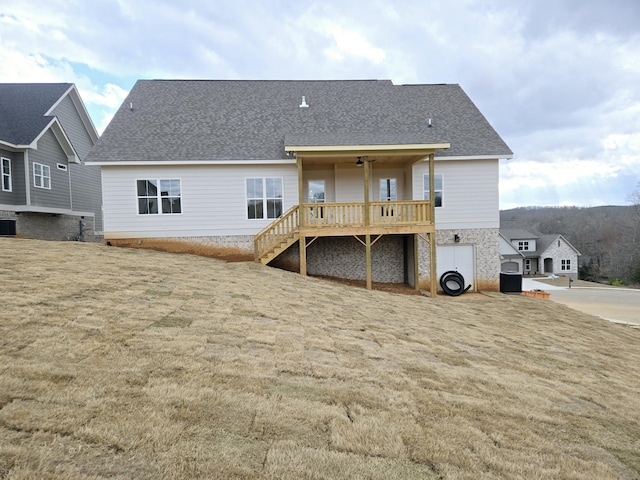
[437,245,475,292]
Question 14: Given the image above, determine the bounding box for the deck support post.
[299,236,307,276]
[413,234,420,291]
[428,152,437,297]
[365,234,372,290]
[297,157,307,276]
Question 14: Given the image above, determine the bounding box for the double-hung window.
[561,259,571,271]
[423,173,443,207]
[247,177,283,219]
[33,162,51,189]
[137,179,181,214]
[1,158,11,191]
[518,241,529,251]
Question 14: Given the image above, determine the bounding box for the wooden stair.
[254,205,300,264]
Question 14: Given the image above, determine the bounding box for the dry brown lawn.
[0,238,639,479]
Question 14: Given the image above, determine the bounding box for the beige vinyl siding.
[101,164,298,238]
[413,158,499,229]
[29,130,71,210]
[334,165,364,202]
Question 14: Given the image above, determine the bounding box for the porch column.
[429,153,437,297]
[363,158,370,226]
[298,157,304,226]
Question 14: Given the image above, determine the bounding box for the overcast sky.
[1,0,639,209]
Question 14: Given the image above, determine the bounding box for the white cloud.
[1,0,639,206]
[321,26,386,64]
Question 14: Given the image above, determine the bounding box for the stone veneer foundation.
[0,210,96,242]
[106,229,501,292]
[417,228,500,292]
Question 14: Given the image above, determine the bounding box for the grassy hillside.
[0,238,638,479]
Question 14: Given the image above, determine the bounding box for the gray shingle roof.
[500,229,539,241]
[0,83,72,145]
[87,80,513,163]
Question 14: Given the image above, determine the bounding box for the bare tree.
[628,182,640,218]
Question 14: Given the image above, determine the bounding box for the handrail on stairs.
[254,205,300,261]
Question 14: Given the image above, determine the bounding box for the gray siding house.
[87,80,512,293]
[500,228,581,279]
[0,83,101,240]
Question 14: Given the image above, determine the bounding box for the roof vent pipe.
[428,118,432,127]
[299,96,309,108]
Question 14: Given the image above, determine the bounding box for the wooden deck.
[255,200,434,264]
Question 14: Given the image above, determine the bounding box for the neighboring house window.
[524,259,531,271]
[380,178,397,201]
[518,241,529,251]
[562,259,571,271]
[33,163,51,189]
[1,158,11,191]
[137,179,182,215]
[423,174,443,207]
[247,177,283,219]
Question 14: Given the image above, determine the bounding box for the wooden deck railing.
[255,200,432,261]
[301,200,432,227]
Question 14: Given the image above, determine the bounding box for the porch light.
[356,157,363,166]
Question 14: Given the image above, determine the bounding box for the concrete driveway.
[522,277,640,326]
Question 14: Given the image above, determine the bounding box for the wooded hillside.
[500,206,640,285]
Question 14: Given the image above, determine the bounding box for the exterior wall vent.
[299,96,309,108]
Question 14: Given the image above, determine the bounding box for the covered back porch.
[254,142,449,293]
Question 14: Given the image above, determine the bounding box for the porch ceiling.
[285,143,450,167]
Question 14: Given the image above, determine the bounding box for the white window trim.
[380,178,397,202]
[33,162,51,190]
[245,177,284,220]
[423,173,443,208]
[136,178,183,215]
[308,179,326,204]
[1,157,11,192]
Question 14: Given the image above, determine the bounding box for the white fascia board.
[0,140,27,151]
[32,118,80,163]
[286,143,451,153]
[433,154,513,161]
[86,159,298,166]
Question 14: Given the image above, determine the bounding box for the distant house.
[500,229,581,279]
[0,83,101,240]
[87,80,512,293]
